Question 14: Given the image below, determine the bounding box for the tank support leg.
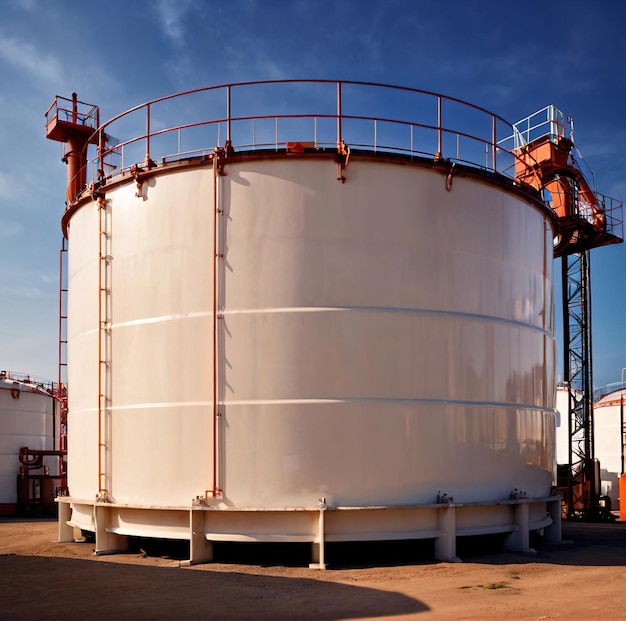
[187,509,214,565]
[503,503,533,553]
[309,505,327,569]
[57,500,74,543]
[434,506,461,562]
[544,498,563,544]
[94,505,129,555]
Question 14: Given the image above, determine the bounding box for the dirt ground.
[1,518,625,620]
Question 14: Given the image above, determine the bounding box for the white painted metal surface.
[557,388,626,511]
[0,375,55,512]
[557,387,625,511]
[63,152,558,559]
[221,158,556,507]
[594,391,624,511]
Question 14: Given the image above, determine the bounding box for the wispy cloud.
[0,34,65,88]
[154,0,193,46]
[10,0,37,11]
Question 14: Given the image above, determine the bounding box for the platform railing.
[45,95,99,132]
[66,80,541,206]
[507,104,572,148]
[0,370,62,395]
[597,192,624,240]
[593,381,626,404]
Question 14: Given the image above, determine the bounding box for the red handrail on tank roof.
[59,79,551,209]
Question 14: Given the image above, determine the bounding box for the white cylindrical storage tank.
[55,82,560,563]
[556,385,624,513]
[0,373,56,514]
[592,388,624,512]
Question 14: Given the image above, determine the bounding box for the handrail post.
[72,92,78,124]
[437,96,442,157]
[492,115,497,171]
[337,81,342,147]
[98,129,105,181]
[145,103,151,165]
[619,392,624,475]
[227,85,232,146]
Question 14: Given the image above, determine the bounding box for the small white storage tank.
[0,372,57,514]
[594,389,625,511]
[49,82,561,565]
[555,385,624,513]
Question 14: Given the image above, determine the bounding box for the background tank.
[557,385,625,514]
[594,389,625,513]
[0,371,58,514]
[49,81,561,565]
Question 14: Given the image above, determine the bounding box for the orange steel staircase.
[513,105,623,520]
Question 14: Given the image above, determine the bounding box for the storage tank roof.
[595,386,626,406]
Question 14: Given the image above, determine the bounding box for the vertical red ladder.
[58,237,68,452]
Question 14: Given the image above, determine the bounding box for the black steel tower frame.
[561,250,596,519]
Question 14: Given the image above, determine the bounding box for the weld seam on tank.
[66,401,557,413]
[108,309,551,336]
[109,311,212,328]
[223,398,557,412]
[68,402,213,413]
[221,307,553,336]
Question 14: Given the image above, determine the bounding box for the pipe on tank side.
[61,94,89,204]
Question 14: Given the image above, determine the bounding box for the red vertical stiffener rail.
[210,149,221,497]
[97,194,109,498]
[97,202,104,495]
[213,153,218,495]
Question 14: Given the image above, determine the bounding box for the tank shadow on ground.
[68,519,626,572]
[0,554,428,621]
[453,521,626,567]
[133,537,438,570]
[133,521,626,569]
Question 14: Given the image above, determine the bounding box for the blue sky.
[1,0,625,389]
